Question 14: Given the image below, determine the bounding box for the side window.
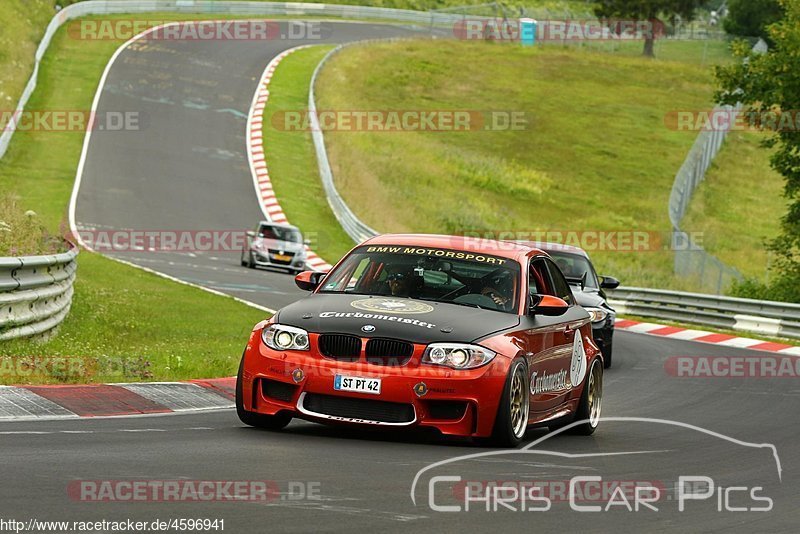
[529,258,553,297]
[326,257,371,291]
[545,258,574,305]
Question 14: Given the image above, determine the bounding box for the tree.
[594,0,704,57]
[723,0,784,43]
[715,0,800,302]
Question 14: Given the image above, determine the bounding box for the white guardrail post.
[0,247,78,341]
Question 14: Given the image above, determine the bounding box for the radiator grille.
[365,338,414,366]
[318,334,362,361]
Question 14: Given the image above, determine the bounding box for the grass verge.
[314,39,730,290]
[0,14,280,385]
[0,0,59,129]
[682,131,785,281]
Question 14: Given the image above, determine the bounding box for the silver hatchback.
[241,221,308,273]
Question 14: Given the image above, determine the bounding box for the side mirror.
[295,270,327,291]
[246,230,256,238]
[303,238,311,245]
[528,294,570,316]
[600,276,620,289]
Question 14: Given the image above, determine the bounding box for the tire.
[602,341,613,369]
[236,356,292,430]
[571,358,603,435]
[489,358,530,447]
[240,250,248,267]
[246,251,256,269]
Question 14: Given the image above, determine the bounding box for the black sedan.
[522,242,619,368]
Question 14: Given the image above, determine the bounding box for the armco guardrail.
[0,247,78,341]
[309,42,382,245]
[608,287,800,340]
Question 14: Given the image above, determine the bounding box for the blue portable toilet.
[520,18,537,46]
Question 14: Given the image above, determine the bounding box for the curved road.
[74,21,425,309]
[14,20,795,531]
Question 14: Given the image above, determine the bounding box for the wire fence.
[667,39,769,294]
[668,104,743,294]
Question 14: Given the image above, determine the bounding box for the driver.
[385,267,413,297]
[480,270,513,310]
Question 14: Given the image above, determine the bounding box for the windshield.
[319,245,521,313]
[258,224,302,243]
[547,250,599,289]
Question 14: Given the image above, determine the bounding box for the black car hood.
[276,293,520,344]
[570,285,609,309]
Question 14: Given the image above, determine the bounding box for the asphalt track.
[2,332,797,531]
[16,20,796,532]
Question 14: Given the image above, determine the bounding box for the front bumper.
[251,248,306,270]
[591,317,614,354]
[240,334,510,438]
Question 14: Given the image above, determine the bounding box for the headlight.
[262,324,310,351]
[586,307,609,323]
[422,343,495,370]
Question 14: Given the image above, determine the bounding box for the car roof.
[361,234,545,262]
[516,240,589,258]
[259,221,299,230]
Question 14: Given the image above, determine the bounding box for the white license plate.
[334,375,381,395]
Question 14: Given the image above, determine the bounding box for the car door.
[520,255,575,414]
[544,257,595,393]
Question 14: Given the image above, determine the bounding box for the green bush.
[729,273,800,303]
